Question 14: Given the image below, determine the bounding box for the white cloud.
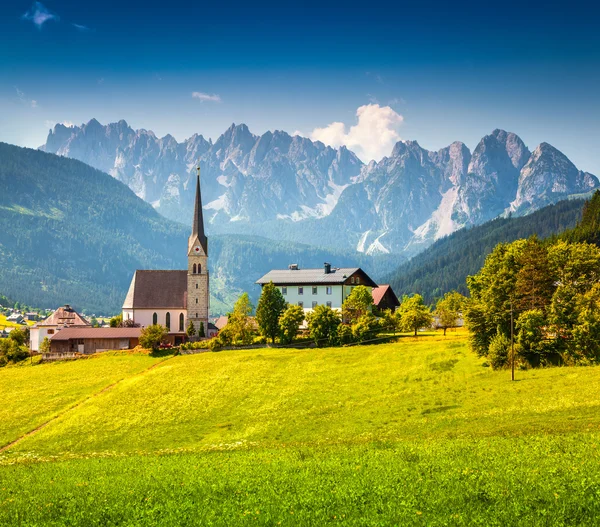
[72,23,91,31]
[192,91,221,103]
[310,104,404,162]
[15,87,38,109]
[44,120,75,129]
[21,2,58,29]
[292,130,304,137]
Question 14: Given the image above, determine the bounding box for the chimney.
[324,262,331,274]
[289,264,299,270]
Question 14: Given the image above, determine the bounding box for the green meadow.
[1,331,600,525]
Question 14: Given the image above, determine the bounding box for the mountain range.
[42,121,598,257]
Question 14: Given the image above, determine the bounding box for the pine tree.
[198,321,205,338]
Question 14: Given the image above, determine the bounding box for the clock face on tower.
[193,246,202,254]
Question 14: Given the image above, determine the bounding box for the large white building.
[256,263,378,314]
[122,170,216,343]
[29,304,90,352]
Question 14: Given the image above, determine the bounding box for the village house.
[371,284,401,312]
[122,169,217,344]
[256,263,379,314]
[47,327,142,355]
[30,304,90,352]
[6,313,25,325]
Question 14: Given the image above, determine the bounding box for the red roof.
[371,284,400,308]
[49,327,142,341]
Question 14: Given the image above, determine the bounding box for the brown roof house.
[371,285,400,312]
[122,170,216,344]
[30,304,90,352]
[48,327,143,355]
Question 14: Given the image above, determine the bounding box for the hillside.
[1,333,600,524]
[0,143,391,314]
[387,197,586,302]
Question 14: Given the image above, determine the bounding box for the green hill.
[1,333,599,525]
[387,198,585,302]
[0,143,393,315]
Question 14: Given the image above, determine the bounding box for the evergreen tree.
[186,320,196,338]
[256,282,286,343]
[198,321,205,338]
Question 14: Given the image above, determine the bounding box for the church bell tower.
[187,166,209,335]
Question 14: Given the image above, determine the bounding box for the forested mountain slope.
[387,198,586,302]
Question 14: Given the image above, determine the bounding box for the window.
[282,286,287,295]
[152,313,157,325]
[47,329,54,335]
[298,287,304,295]
[326,286,332,295]
[198,264,201,274]
[326,301,332,308]
[196,298,198,304]
[351,277,355,284]
[166,312,171,330]
[196,283,198,289]
[312,286,318,295]
[298,301,304,308]
[193,264,197,274]
[356,277,360,285]
[312,301,318,309]
[179,313,184,332]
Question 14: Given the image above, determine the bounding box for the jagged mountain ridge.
[42,122,598,256]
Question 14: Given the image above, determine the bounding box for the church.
[122,169,216,344]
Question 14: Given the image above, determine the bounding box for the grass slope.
[1,333,600,525]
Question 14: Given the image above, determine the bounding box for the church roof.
[122,270,187,309]
[36,305,90,327]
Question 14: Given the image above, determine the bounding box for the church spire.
[191,166,208,254]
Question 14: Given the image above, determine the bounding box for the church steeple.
[190,166,208,255]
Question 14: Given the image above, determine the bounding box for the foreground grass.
[1,330,600,525]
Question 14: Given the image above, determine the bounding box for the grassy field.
[0,314,35,329]
[1,330,600,525]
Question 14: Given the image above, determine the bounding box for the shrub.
[337,324,354,345]
[306,305,341,347]
[488,331,511,370]
[352,313,379,342]
[279,304,305,344]
[139,324,168,352]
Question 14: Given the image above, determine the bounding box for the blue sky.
[1,0,599,170]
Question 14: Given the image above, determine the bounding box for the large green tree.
[306,305,341,346]
[278,304,305,344]
[434,291,466,336]
[342,285,374,324]
[256,282,287,343]
[222,293,255,345]
[139,324,168,352]
[398,294,433,336]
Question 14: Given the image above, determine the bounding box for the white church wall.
[128,308,187,333]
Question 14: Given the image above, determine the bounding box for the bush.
[208,337,223,352]
[488,331,511,370]
[139,324,168,352]
[279,304,305,344]
[337,324,355,345]
[306,305,341,347]
[351,313,379,342]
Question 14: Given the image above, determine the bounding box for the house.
[48,327,142,354]
[371,285,400,312]
[122,169,214,344]
[7,313,25,325]
[29,305,90,351]
[25,313,39,322]
[256,263,378,314]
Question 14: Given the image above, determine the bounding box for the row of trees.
[466,236,600,367]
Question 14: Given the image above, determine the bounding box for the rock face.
[41,121,598,256]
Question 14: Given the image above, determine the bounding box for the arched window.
[193,263,197,274]
[166,312,171,331]
[198,264,201,274]
[196,298,198,304]
[179,313,184,332]
[152,312,157,325]
[196,283,198,289]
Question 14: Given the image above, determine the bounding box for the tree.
[351,313,379,342]
[39,336,51,354]
[342,285,374,324]
[186,320,196,338]
[278,304,305,344]
[139,324,168,352]
[514,237,555,312]
[90,316,99,328]
[398,294,433,336]
[256,282,287,343]
[435,291,466,336]
[109,313,122,328]
[570,283,600,363]
[198,321,205,338]
[9,326,28,346]
[225,293,255,345]
[516,309,549,364]
[488,331,510,370]
[380,308,400,333]
[306,305,340,346]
